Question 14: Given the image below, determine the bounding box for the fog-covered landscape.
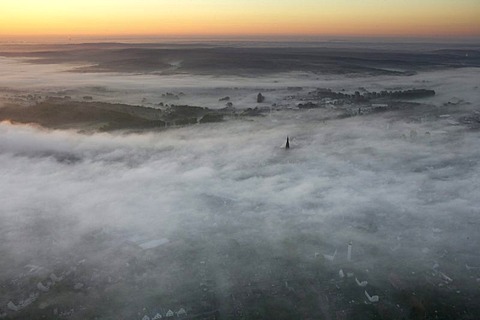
[0,40,479,319]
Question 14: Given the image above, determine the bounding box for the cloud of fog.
[1,56,478,110]
[1,99,479,276]
[1,51,479,316]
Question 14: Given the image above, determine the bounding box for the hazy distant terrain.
[1,41,479,75]
[0,41,479,319]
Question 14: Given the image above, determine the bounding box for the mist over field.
[0,41,479,319]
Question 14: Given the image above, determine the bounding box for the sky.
[1,0,480,38]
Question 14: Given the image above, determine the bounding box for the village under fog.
[0,41,479,319]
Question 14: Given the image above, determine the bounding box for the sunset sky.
[1,0,479,37]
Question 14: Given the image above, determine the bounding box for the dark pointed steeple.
[286,136,290,149]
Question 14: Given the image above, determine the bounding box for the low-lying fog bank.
[0,42,479,319]
[1,102,479,318]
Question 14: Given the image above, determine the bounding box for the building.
[177,308,187,316]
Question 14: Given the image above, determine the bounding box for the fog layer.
[0,42,479,319]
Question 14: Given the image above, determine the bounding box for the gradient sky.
[1,0,479,37]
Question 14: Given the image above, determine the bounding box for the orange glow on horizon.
[1,0,479,38]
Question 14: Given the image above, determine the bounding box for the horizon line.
[1,33,480,42]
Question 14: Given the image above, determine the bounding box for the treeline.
[308,88,435,101]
